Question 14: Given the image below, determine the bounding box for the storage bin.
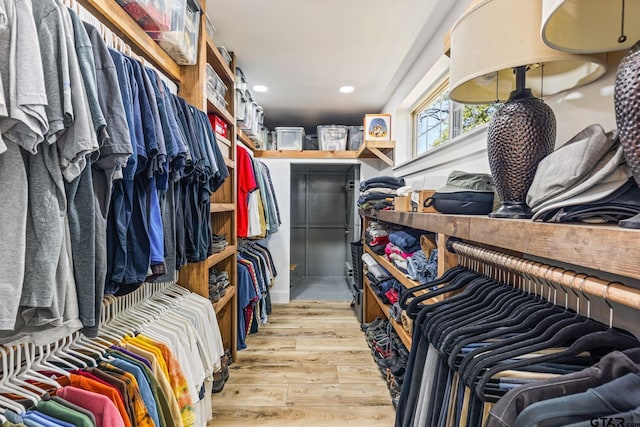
[235,89,247,123]
[275,127,304,150]
[117,0,170,32]
[348,126,364,150]
[236,67,247,92]
[148,0,201,64]
[205,14,215,40]
[206,64,228,98]
[208,114,228,139]
[317,125,348,150]
[218,46,232,67]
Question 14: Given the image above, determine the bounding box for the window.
[413,80,500,156]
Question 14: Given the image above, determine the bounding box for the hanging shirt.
[36,399,94,427]
[57,386,125,427]
[236,146,257,237]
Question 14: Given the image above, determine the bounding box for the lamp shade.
[542,0,640,54]
[449,0,607,104]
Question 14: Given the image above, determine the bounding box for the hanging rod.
[446,238,640,311]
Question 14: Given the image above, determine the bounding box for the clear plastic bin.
[348,126,364,150]
[235,89,247,123]
[148,0,201,65]
[117,0,170,32]
[236,68,247,92]
[218,47,232,67]
[205,14,215,40]
[206,64,228,98]
[275,127,304,150]
[317,125,348,151]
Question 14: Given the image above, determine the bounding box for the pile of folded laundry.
[358,176,408,210]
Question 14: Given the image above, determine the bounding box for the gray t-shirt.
[31,0,69,143]
[0,0,48,154]
[68,8,108,146]
[55,0,98,182]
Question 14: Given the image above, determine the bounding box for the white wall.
[261,158,381,303]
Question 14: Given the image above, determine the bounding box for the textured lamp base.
[487,87,556,221]
[615,41,640,229]
[489,202,533,219]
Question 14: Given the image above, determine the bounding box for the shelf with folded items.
[205,245,237,269]
[364,276,412,349]
[364,245,421,291]
[361,209,640,282]
[212,284,236,315]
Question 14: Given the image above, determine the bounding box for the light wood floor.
[208,301,396,426]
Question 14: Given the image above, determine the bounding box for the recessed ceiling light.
[253,85,268,92]
[339,85,355,94]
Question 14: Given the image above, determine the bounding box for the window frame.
[412,78,450,157]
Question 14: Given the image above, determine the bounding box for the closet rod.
[447,238,640,311]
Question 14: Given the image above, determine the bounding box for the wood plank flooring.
[208,301,395,426]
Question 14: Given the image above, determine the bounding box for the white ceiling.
[206,0,441,132]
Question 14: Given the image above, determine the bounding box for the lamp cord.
[495,72,499,104]
[540,64,544,100]
[619,0,627,43]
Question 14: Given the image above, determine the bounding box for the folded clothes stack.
[527,124,640,224]
[406,249,438,285]
[358,176,406,210]
[211,233,228,253]
[388,229,423,253]
[209,269,230,302]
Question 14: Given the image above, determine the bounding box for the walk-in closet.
[2,0,640,426]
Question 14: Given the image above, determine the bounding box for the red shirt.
[236,146,257,238]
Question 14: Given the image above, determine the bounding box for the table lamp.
[541,0,640,229]
[449,0,607,219]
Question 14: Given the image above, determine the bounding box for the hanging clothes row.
[0,0,229,343]
[394,240,640,427]
[0,283,224,427]
[236,145,280,239]
[236,241,277,350]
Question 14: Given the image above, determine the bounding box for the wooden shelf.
[254,150,358,159]
[253,140,395,165]
[224,157,235,169]
[364,277,412,349]
[356,140,395,167]
[78,0,181,81]
[206,36,235,83]
[362,210,640,282]
[216,135,232,148]
[207,99,234,125]
[364,245,421,291]
[210,203,235,213]
[212,285,236,314]
[236,129,257,151]
[205,245,237,269]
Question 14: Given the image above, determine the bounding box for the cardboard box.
[394,196,412,212]
[416,190,437,213]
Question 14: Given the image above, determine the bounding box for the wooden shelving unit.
[364,210,640,281]
[236,128,257,151]
[254,140,396,166]
[364,246,421,291]
[75,0,241,362]
[364,277,412,349]
[210,203,236,213]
